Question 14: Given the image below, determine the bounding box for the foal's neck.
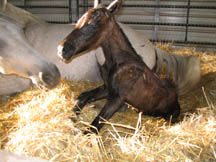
[101,20,141,64]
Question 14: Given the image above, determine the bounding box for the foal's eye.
[88,15,101,25]
[88,18,94,24]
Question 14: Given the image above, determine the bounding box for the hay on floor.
[0,45,215,162]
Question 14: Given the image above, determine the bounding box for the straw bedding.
[0,45,215,162]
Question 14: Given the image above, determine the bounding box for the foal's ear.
[0,0,7,11]
[107,0,123,14]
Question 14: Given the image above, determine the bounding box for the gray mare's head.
[57,0,122,63]
[0,14,60,89]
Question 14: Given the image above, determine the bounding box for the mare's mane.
[0,12,24,28]
[0,0,7,11]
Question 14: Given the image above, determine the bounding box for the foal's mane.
[112,21,143,61]
[116,23,139,55]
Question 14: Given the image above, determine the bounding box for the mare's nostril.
[40,65,61,89]
[41,73,51,84]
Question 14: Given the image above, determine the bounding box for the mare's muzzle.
[32,63,61,89]
[41,64,61,88]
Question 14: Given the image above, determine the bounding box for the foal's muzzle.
[57,43,75,63]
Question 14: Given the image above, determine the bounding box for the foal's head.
[57,0,123,63]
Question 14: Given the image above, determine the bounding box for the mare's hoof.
[170,116,180,123]
[83,130,91,135]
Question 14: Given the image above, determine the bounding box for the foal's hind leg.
[163,100,181,123]
[74,85,108,114]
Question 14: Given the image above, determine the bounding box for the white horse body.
[0,1,200,96]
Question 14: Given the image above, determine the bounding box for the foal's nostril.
[63,43,71,53]
[58,43,73,61]
[62,43,74,60]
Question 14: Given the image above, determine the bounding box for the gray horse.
[0,13,60,95]
[0,0,200,96]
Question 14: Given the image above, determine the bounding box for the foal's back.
[126,66,178,111]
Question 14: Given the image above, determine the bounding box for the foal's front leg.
[74,85,108,115]
[86,95,125,134]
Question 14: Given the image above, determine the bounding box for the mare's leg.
[85,95,125,134]
[74,85,108,114]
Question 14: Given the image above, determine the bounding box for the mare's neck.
[101,20,140,64]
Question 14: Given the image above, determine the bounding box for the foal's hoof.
[83,127,98,135]
[70,115,78,123]
[77,91,90,100]
[164,115,180,124]
[73,106,81,115]
[73,99,85,115]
